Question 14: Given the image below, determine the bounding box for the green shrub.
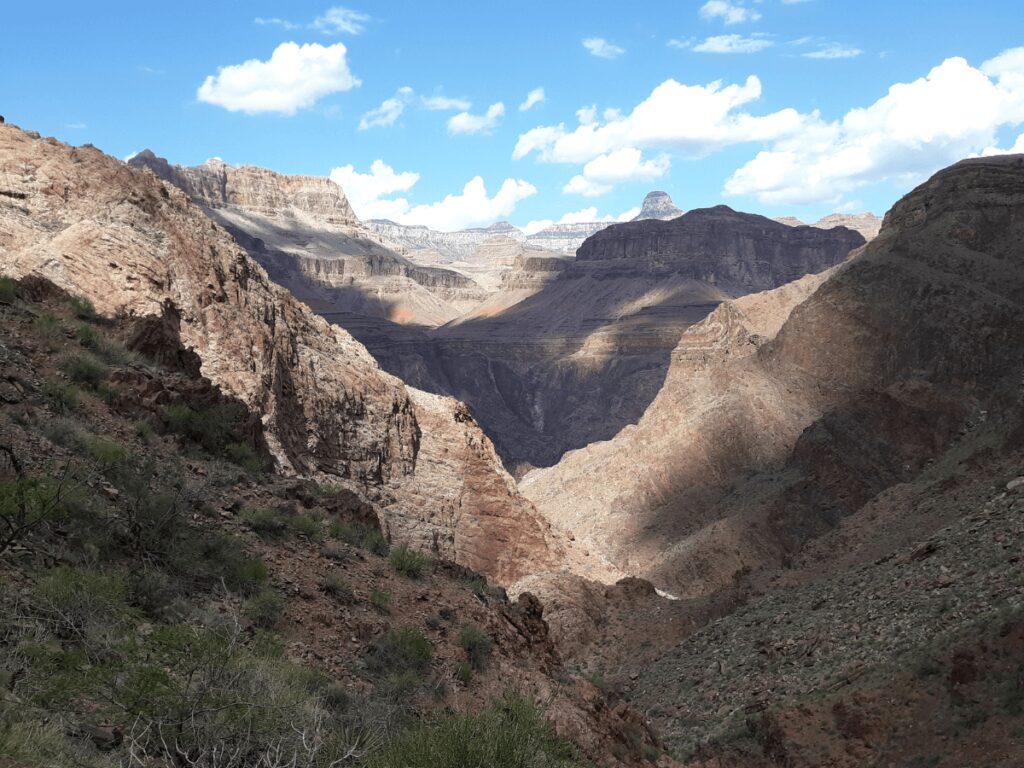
[41,378,79,414]
[32,312,63,350]
[225,441,267,473]
[69,296,97,321]
[390,545,428,579]
[33,567,131,639]
[324,682,350,711]
[364,529,390,557]
[0,469,74,553]
[455,661,473,685]
[60,353,107,390]
[86,437,128,468]
[320,541,350,562]
[135,420,156,443]
[367,628,433,676]
[130,567,182,619]
[370,588,391,614]
[239,507,289,539]
[75,323,100,349]
[367,692,584,768]
[289,512,322,539]
[458,625,493,671]
[329,519,389,555]
[320,573,355,604]
[164,403,246,454]
[242,588,284,629]
[0,277,16,304]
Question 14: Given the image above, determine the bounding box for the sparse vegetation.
[320,572,355,604]
[370,588,392,614]
[239,506,289,538]
[31,311,63,350]
[455,661,473,685]
[459,624,493,671]
[41,378,79,413]
[367,627,433,676]
[390,544,428,579]
[242,587,285,629]
[60,353,107,390]
[0,276,16,304]
[329,518,390,555]
[69,295,97,321]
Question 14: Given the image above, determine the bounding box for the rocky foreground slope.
[0,124,560,584]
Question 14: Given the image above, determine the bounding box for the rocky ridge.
[0,124,562,585]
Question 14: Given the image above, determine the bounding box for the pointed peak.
[633,191,683,221]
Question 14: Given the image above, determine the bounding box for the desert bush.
[0,714,117,768]
[134,420,156,443]
[32,311,63,350]
[320,573,355,604]
[454,661,473,685]
[60,353,107,390]
[0,453,74,554]
[458,625,492,671]
[32,567,132,642]
[290,512,323,539]
[370,589,391,614]
[164,402,246,454]
[41,378,80,414]
[363,529,390,557]
[366,692,584,768]
[367,628,433,676]
[389,545,428,579]
[329,519,389,555]
[242,588,285,629]
[0,276,16,304]
[239,506,289,539]
[224,441,267,473]
[69,296,97,321]
[86,437,128,469]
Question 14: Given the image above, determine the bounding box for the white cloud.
[983,132,1024,155]
[522,205,639,234]
[421,94,472,111]
[197,42,360,115]
[563,147,671,196]
[700,1,761,25]
[519,87,546,112]
[803,44,863,59]
[693,34,774,54]
[583,38,625,59]
[330,160,420,220]
[254,16,299,30]
[447,102,505,135]
[312,7,369,35]
[514,75,804,164]
[725,51,1024,204]
[330,161,535,230]
[359,86,413,129]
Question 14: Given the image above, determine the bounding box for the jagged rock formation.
[524,221,610,253]
[632,191,683,221]
[523,155,1024,597]
[813,211,882,240]
[773,215,806,227]
[362,207,864,468]
[129,151,486,326]
[0,124,562,584]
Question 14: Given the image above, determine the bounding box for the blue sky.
[4,1,1024,231]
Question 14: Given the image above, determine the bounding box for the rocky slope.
[524,154,1024,596]
[129,151,485,326]
[632,191,683,221]
[0,123,561,585]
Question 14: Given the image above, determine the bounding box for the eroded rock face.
[129,151,486,327]
[813,212,882,241]
[524,155,1024,597]
[632,191,683,221]
[0,124,561,585]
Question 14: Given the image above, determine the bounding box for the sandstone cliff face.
[523,155,1024,596]
[0,125,561,584]
[129,152,486,327]
[813,211,882,240]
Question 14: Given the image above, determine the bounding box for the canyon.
[3,119,1023,768]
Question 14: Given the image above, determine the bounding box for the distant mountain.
[632,191,683,221]
[774,211,883,241]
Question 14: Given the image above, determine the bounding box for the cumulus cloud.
[582,38,625,59]
[330,161,535,230]
[514,75,803,164]
[522,205,639,235]
[359,86,413,129]
[563,147,671,196]
[519,87,546,112]
[699,1,761,25]
[724,51,1024,204]
[421,94,472,111]
[693,34,773,54]
[803,43,863,59]
[197,42,360,115]
[447,102,505,134]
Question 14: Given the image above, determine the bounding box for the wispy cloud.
[447,102,505,135]
[803,44,863,59]
[253,7,369,36]
[582,37,625,59]
[692,34,773,54]
[359,86,413,129]
[138,65,165,75]
[421,94,472,111]
[65,123,87,130]
[519,87,545,112]
[699,1,761,25]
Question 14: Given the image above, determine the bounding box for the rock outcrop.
[0,124,561,584]
[632,191,683,221]
[813,211,882,240]
[129,152,486,327]
[523,155,1024,596]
